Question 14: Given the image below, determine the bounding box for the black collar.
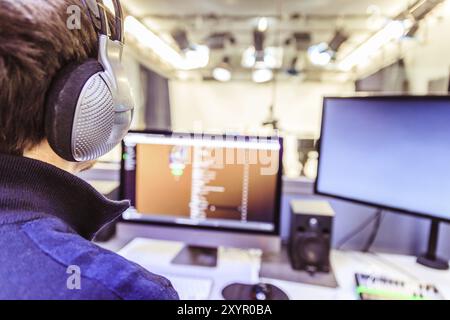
[0,153,129,240]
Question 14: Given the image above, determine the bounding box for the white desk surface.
[113,237,450,300]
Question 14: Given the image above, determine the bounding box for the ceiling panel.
[124,0,408,17]
[122,0,412,80]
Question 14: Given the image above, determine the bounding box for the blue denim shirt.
[0,154,179,300]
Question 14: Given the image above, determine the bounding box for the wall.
[404,2,450,94]
[169,80,355,137]
[122,47,146,130]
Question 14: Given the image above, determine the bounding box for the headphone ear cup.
[72,72,117,161]
[45,59,104,161]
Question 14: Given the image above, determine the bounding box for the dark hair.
[0,0,99,155]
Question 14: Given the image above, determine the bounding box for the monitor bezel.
[315,95,450,224]
[119,129,284,236]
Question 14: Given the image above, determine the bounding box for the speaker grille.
[73,75,115,161]
[297,236,327,265]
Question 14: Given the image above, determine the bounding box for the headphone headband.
[111,0,124,42]
[81,0,124,43]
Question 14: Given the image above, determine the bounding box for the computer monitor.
[119,131,282,265]
[316,96,450,269]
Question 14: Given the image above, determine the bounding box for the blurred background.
[89,0,450,257]
[100,0,450,179]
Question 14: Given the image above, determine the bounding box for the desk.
[102,237,450,300]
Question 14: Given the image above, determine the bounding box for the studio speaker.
[288,200,334,273]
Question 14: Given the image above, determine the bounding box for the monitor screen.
[121,132,282,234]
[316,96,450,221]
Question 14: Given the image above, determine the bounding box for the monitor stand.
[171,245,218,268]
[417,219,449,270]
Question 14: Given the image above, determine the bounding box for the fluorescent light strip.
[124,16,185,69]
[339,20,408,71]
[124,16,208,70]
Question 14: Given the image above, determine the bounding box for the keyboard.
[355,273,444,300]
[163,274,213,300]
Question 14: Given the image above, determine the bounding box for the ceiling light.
[338,20,409,71]
[213,67,232,82]
[307,42,332,66]
[184,45,210,69]
[307,30,347,67]
[241,46,283,69]
[125,16,184,67]
[257,17,269,32]
[213,57,232,82]
[124,16,209,70]
[252,68,273,83]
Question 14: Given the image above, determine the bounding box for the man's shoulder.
[21,216,179,300]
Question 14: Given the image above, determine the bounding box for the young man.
[0,0,178,299]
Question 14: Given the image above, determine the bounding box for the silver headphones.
[45,0,134,162]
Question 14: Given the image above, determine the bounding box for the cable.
[362,209,384,252]
[264,0,283,132]
[336,209,382,250]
